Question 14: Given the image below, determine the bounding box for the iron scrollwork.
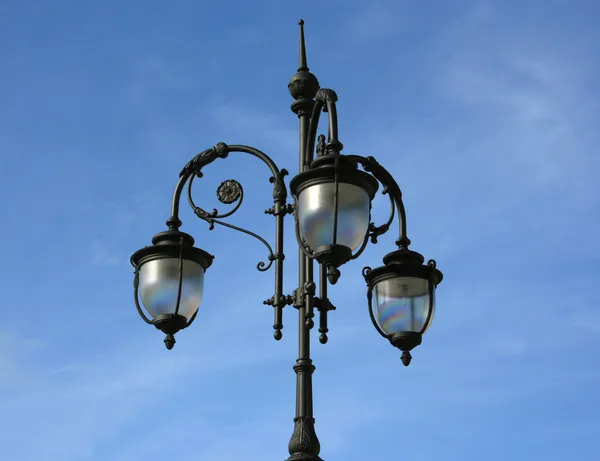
[168,143,291,341]
[180,145,289,273]
[217,179,242,204]
[346,154,410,248]
[180,142,230,178]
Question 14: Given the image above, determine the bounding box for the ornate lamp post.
[130,20,443,461]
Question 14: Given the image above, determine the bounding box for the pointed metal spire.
[298,19,308,72]
[288,19,320,103]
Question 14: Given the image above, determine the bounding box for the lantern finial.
[298,19,308,72]
[401,351,412,366]
[164,334,176,350]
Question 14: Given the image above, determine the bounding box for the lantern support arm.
[304,88,342,167]
[166,142,289,225]
[163,142,292,340]
[346,154,410,248]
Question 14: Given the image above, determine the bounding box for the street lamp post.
[130,20,443,461]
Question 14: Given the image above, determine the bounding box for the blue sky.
[1,0,599,460]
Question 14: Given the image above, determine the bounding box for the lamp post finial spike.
[298,19,308,72]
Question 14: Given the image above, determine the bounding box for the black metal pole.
[287,20,323,461]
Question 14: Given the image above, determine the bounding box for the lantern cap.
[151,228,195,246]
[131,229,214,270]
[289,159,379,199]
[310,152,356,169]
[364,247,443,287]
[383,247,425,266]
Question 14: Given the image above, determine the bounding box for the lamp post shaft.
[286,20,323,461]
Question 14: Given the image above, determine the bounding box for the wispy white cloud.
[126,54,195,107]
[434,16,598,197]
[342,4,399,40]
[87,190,162,268]
[572,306,600,333]
[0,277,296,461]
[0,333,183,460]
[91,237,121,266]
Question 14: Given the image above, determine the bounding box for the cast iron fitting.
[164,334,176,350]
[152,313,188,336]
[131,229,214,272]
[315,244,352,268]
[383,247,424,266]
[290,159,378,196]
[365,248,443,288]
[310,152,356,170]
[390,332,423,366]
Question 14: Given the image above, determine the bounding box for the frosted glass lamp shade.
[297,182,371,252]
[130,229,214,337]
[139,257,205,320]
[373,276,434,335]
[363,248,443,349]
[289,161,379,272]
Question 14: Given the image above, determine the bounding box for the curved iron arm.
[168,143,287,224]
[301,86,409,249]
[369,186,396,244]
[301,88,406,257]
[200,216,278,272]
[165,142,290,339]
[348,183,396,262]
[185,176,277,272]
[305,88,341,166]
[346,154,410,247]
[348,189,396,262]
